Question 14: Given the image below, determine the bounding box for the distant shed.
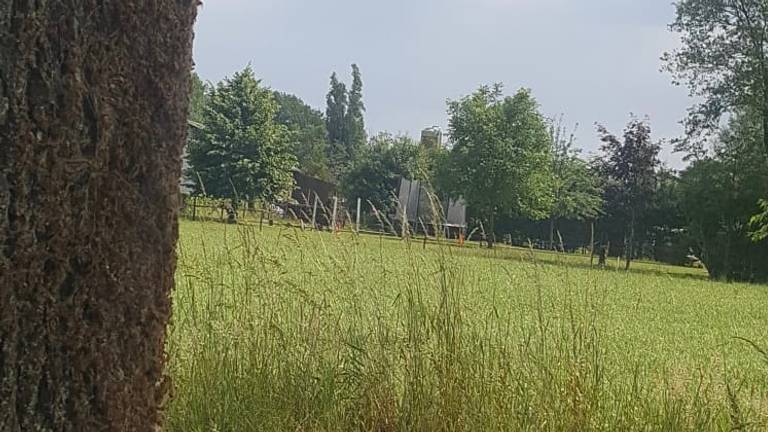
[290,169,336,206]
[281,169,338,225]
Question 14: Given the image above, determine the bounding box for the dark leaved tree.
[595,118,661,270]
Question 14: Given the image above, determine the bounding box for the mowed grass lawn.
[165,219,768,431]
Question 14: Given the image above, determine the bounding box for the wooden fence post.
[331,196,338,232]
[312,194,319,230]
[401,205,408,239]
[589,220,596,267]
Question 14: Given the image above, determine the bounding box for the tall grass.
[165,221,768,431]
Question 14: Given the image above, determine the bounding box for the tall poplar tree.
[326,72,348,177]
[345,64,367,158]
[326,65,367,179]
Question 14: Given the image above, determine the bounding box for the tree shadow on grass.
[445,242,712,283]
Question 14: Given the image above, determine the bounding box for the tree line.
[185,1,767,283]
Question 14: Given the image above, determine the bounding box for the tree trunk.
[0,2,197,431]
[625,209,636,271]
[724,223,733,280]
[763,104,768,158]
[763,73,768,158]
[487,213,496,249]
[589,220,595,267]
[548,217,555,250]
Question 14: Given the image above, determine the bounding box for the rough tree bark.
[0,1,197,430]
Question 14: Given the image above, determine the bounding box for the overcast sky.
[193,0,691,168]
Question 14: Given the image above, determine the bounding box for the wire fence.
[180,191,469,242]
[180,189,608,260]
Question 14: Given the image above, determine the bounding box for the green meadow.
[165,220,768,431]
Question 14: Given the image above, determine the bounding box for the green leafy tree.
[645,168,690,265]
[273,91,331,180]
[189,72,207,124]
[663,0,768,158]
[548,120,603,249]
[750,200,768,241]
[412,130,449,188]
[188,66,295,203]
[595,118,661,270]
[444,85,554,247]
[414,145,449,190]
[182,73,209,193]
[341,133,418,213]
[679,110,768,281]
